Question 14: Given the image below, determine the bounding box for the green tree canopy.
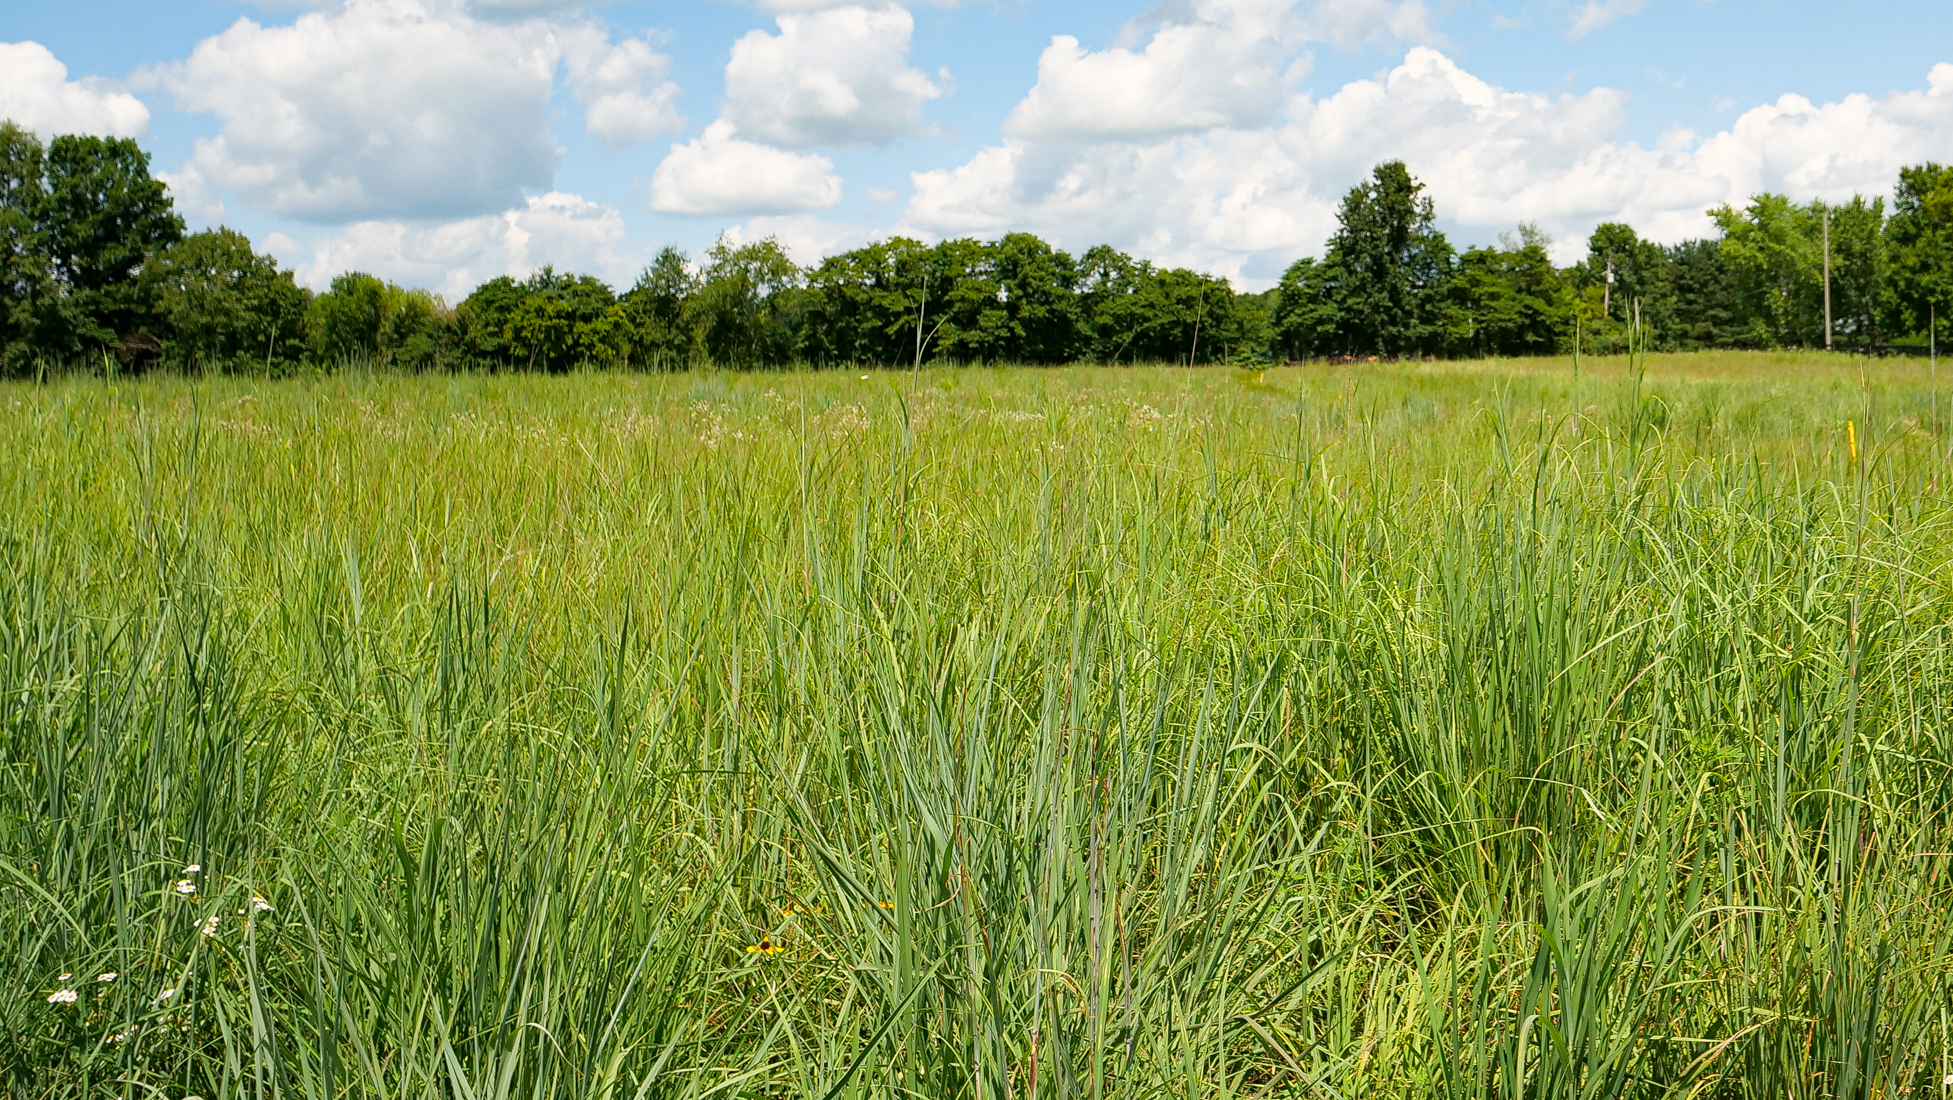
[0,123,50,374]
[1711,194,1823,348]
[147,227,308,373]
[691,237,801,369]
[308,272,449,369]
[619,246,699,370]
[1312,161,1456,357]
[40,133,183,363]
[1449,229,1568,358]
[1886,163,1953,338]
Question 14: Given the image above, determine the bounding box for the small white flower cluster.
[197,915,220,937]
[175,863,203,897]
[46,969,125,1005]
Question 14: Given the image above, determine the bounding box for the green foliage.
[1884,162,1953,337]
[618,245,698,370]
[20,118,1953,375]
[1271,255,1336,359]
[307,272,450,370]
[1311,160,1457,357]
[1574,222,1679,350]
[1665,239,1742,349]
[800,236,933,367]
[506,267,619,373]
[1447,229,1569,357]
[147,228,307,373]
[0,124,51,375]
[0,123,183,371]
[1828,195,1887,344]
[691,236,802,369]
[39,133,184,364]
[1712,194,1824,347]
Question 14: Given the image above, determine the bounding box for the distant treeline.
[6,119,1953,375]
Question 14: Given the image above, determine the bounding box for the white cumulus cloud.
[723,6,947,147]
[0,41,150,140]
[1005,0,1292,141]
[288,191,635,299]
[1004,0,1442,143]
[560,27,685,148]
[651,121,843,215]
[907,49,1953,286]
[149,0,683,221]
[153,0,561,221]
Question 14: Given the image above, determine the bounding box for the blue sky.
[6,0,1953,294]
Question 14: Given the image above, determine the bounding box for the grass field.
[4,350,1951,1099]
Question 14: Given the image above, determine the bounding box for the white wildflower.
[57,972,70,981]
[197,915,219,937]
[46,989,77,1004]
[174,880,197,896]
[155,988,176,1002]
[182,864,201,874]
[96,972,117,982]
[252,896,272,912]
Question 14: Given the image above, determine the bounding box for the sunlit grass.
[3,352,1950,1098]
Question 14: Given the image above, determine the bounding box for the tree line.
[7,119,1953,375]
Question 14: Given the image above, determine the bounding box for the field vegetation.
[4,350,1952,1098]
[12,118,1953,378]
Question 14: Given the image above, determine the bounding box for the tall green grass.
[2,351,1949,1098]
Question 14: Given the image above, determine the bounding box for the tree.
[0,122,50,374]
[1271,257,1340,360]
[1827,195,1887,346]
[985,232,1080,363]
[508,267,618,372]
[505,295,576,373]
[309,273,389,365]
[1665,239,1742,349]
[455,276,528,368]
[1711,194,1823,348]
[1314,161,1455,357]
[619,246,698,370]
[308,272,450,369]
[1885,163,1953,339]
[690,237,802,369]
[39,133,183,364]
[1449,231,1568,358]
[1078,245,1232,364]
[147,228,307,373]
[799,237,931,367]
[1572,222,1677,347]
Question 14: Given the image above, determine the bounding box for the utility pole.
[1823,205,1833,351]
[1603,259,1614,319]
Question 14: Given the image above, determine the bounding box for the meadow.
[3,350,1950,1099]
